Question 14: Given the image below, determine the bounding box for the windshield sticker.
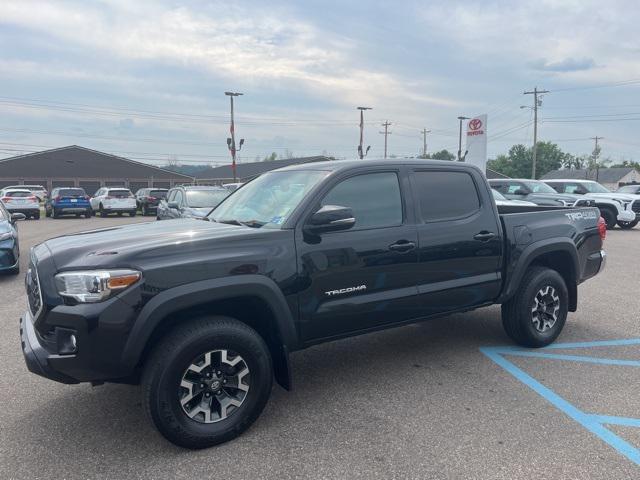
[270,216,284,225]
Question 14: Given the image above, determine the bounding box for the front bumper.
[597,250,606,274]
[617,210,636,222]
[56,206,90,213]
[20,311,79,384]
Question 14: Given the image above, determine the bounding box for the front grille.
[26,263,43,320]
[632,200,640,214]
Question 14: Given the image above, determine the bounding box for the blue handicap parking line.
[481,339,640,466]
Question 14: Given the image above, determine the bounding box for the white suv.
[90,187,137,217]
[0,188,41,219]
[544,179,639,229]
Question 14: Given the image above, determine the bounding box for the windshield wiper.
[217,218,265,228]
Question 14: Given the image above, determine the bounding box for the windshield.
[4,191,32,197]
[59,188,86,197]
[617,185,639,193]
[582,182,611,193]
[522,181,556,194]
[150,190,168,198]
[186,190,229,208]
[210,170,329,228]
[491,189,507,201]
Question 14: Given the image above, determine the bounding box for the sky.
[1,0,639,168]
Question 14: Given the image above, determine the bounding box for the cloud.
[531,57,597,72]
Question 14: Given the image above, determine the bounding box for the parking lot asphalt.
[1,216,639,479]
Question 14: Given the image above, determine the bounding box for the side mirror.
[10,213,26,223]
[167,201,180,210]
[305,205,355,234]
[576,187,588,195]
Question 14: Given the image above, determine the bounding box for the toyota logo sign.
[468,118,483,131]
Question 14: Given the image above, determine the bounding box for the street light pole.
[357,107,372,159]
[457,116,469,161]
[225,91,244,182]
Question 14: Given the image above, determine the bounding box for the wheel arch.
[122,275,297,390]
[500,239,579,311]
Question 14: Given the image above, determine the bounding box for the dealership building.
[0,145,193,194]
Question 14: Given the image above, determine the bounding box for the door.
[158,189,175,219]
[409,168,503,316]
[90,189,103,210]
[296,170,419,343]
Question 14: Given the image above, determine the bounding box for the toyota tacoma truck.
[20,159,606,449]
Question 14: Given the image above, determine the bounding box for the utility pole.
[379,121,392,159]
[591,136,604,182]
[357,107,372,159]
[421,128,431,158]
[457,116,469,161]
[523,86,549,179]
[225,91,245,182]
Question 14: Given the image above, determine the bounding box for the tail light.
[84,196,90,200]
[105,196,113,200]
[27,196,37,201]
[55,196,61,202]
[1,197,11,202]
[148,196,156,201]
[598,216,607,242]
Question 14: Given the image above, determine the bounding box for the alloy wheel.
[531,286,560,333]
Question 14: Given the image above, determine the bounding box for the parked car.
[135,188,169,216]
[90,187,137,217]
[3,184,48,202]
[156,185,229,220]
[491,188,537,206]
[489,179,595,207]
[544,179,639,229]
[0,201,24,274]
[45,187,92,219]
[616,184,640,195]
[20,159,606,449]
[0,188,40,219]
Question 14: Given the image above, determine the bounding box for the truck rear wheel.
[617,220,638,230]
[501,266,568,348]
[142,316,273,449]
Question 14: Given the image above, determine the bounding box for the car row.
[488,178,640,229]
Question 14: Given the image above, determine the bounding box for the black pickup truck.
[20,159,606,449]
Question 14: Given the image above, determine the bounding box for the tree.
[428,149,455,161]
[609,160,640,172]
[486,142,569,179]
[263,152,278,162]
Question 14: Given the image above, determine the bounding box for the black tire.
[45,208,51,218]
[52,208,60,219]
[617,220,638,230]
[129,210,136,217]
[599,208,617,230]
[34,212,40,220]
[501,266,568,348]
[142,204,148,216]
[142,316,273,449]
[85,209,92,218]
[8,263,20,275]
[99,204,107,218]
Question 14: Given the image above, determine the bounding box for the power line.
[549,78,640,93]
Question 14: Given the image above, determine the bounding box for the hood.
[41,218,278,270]
[0,220,13,236]
[527,193,582,203]
[584,193,639,202]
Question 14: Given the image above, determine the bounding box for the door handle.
[389,240,416,252]
[473,231,496,242]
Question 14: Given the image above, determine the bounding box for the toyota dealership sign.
[465,114,487,172]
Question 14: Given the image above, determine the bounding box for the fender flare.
[120,275,298,380]
[499,238,580,306]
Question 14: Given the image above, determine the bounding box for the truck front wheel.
[142,316,273,449]
[501,266,568,348]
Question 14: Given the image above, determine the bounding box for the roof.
[541,167,635,183]
[195,156,333,179]
[0,146,193,180]
[279,157,483,173]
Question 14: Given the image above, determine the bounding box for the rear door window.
[58,188,86,197]
[412,170,480,222]
[109,189,132,198]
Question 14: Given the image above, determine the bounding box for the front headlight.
[0,231,14,241]
[54,269,141,303]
